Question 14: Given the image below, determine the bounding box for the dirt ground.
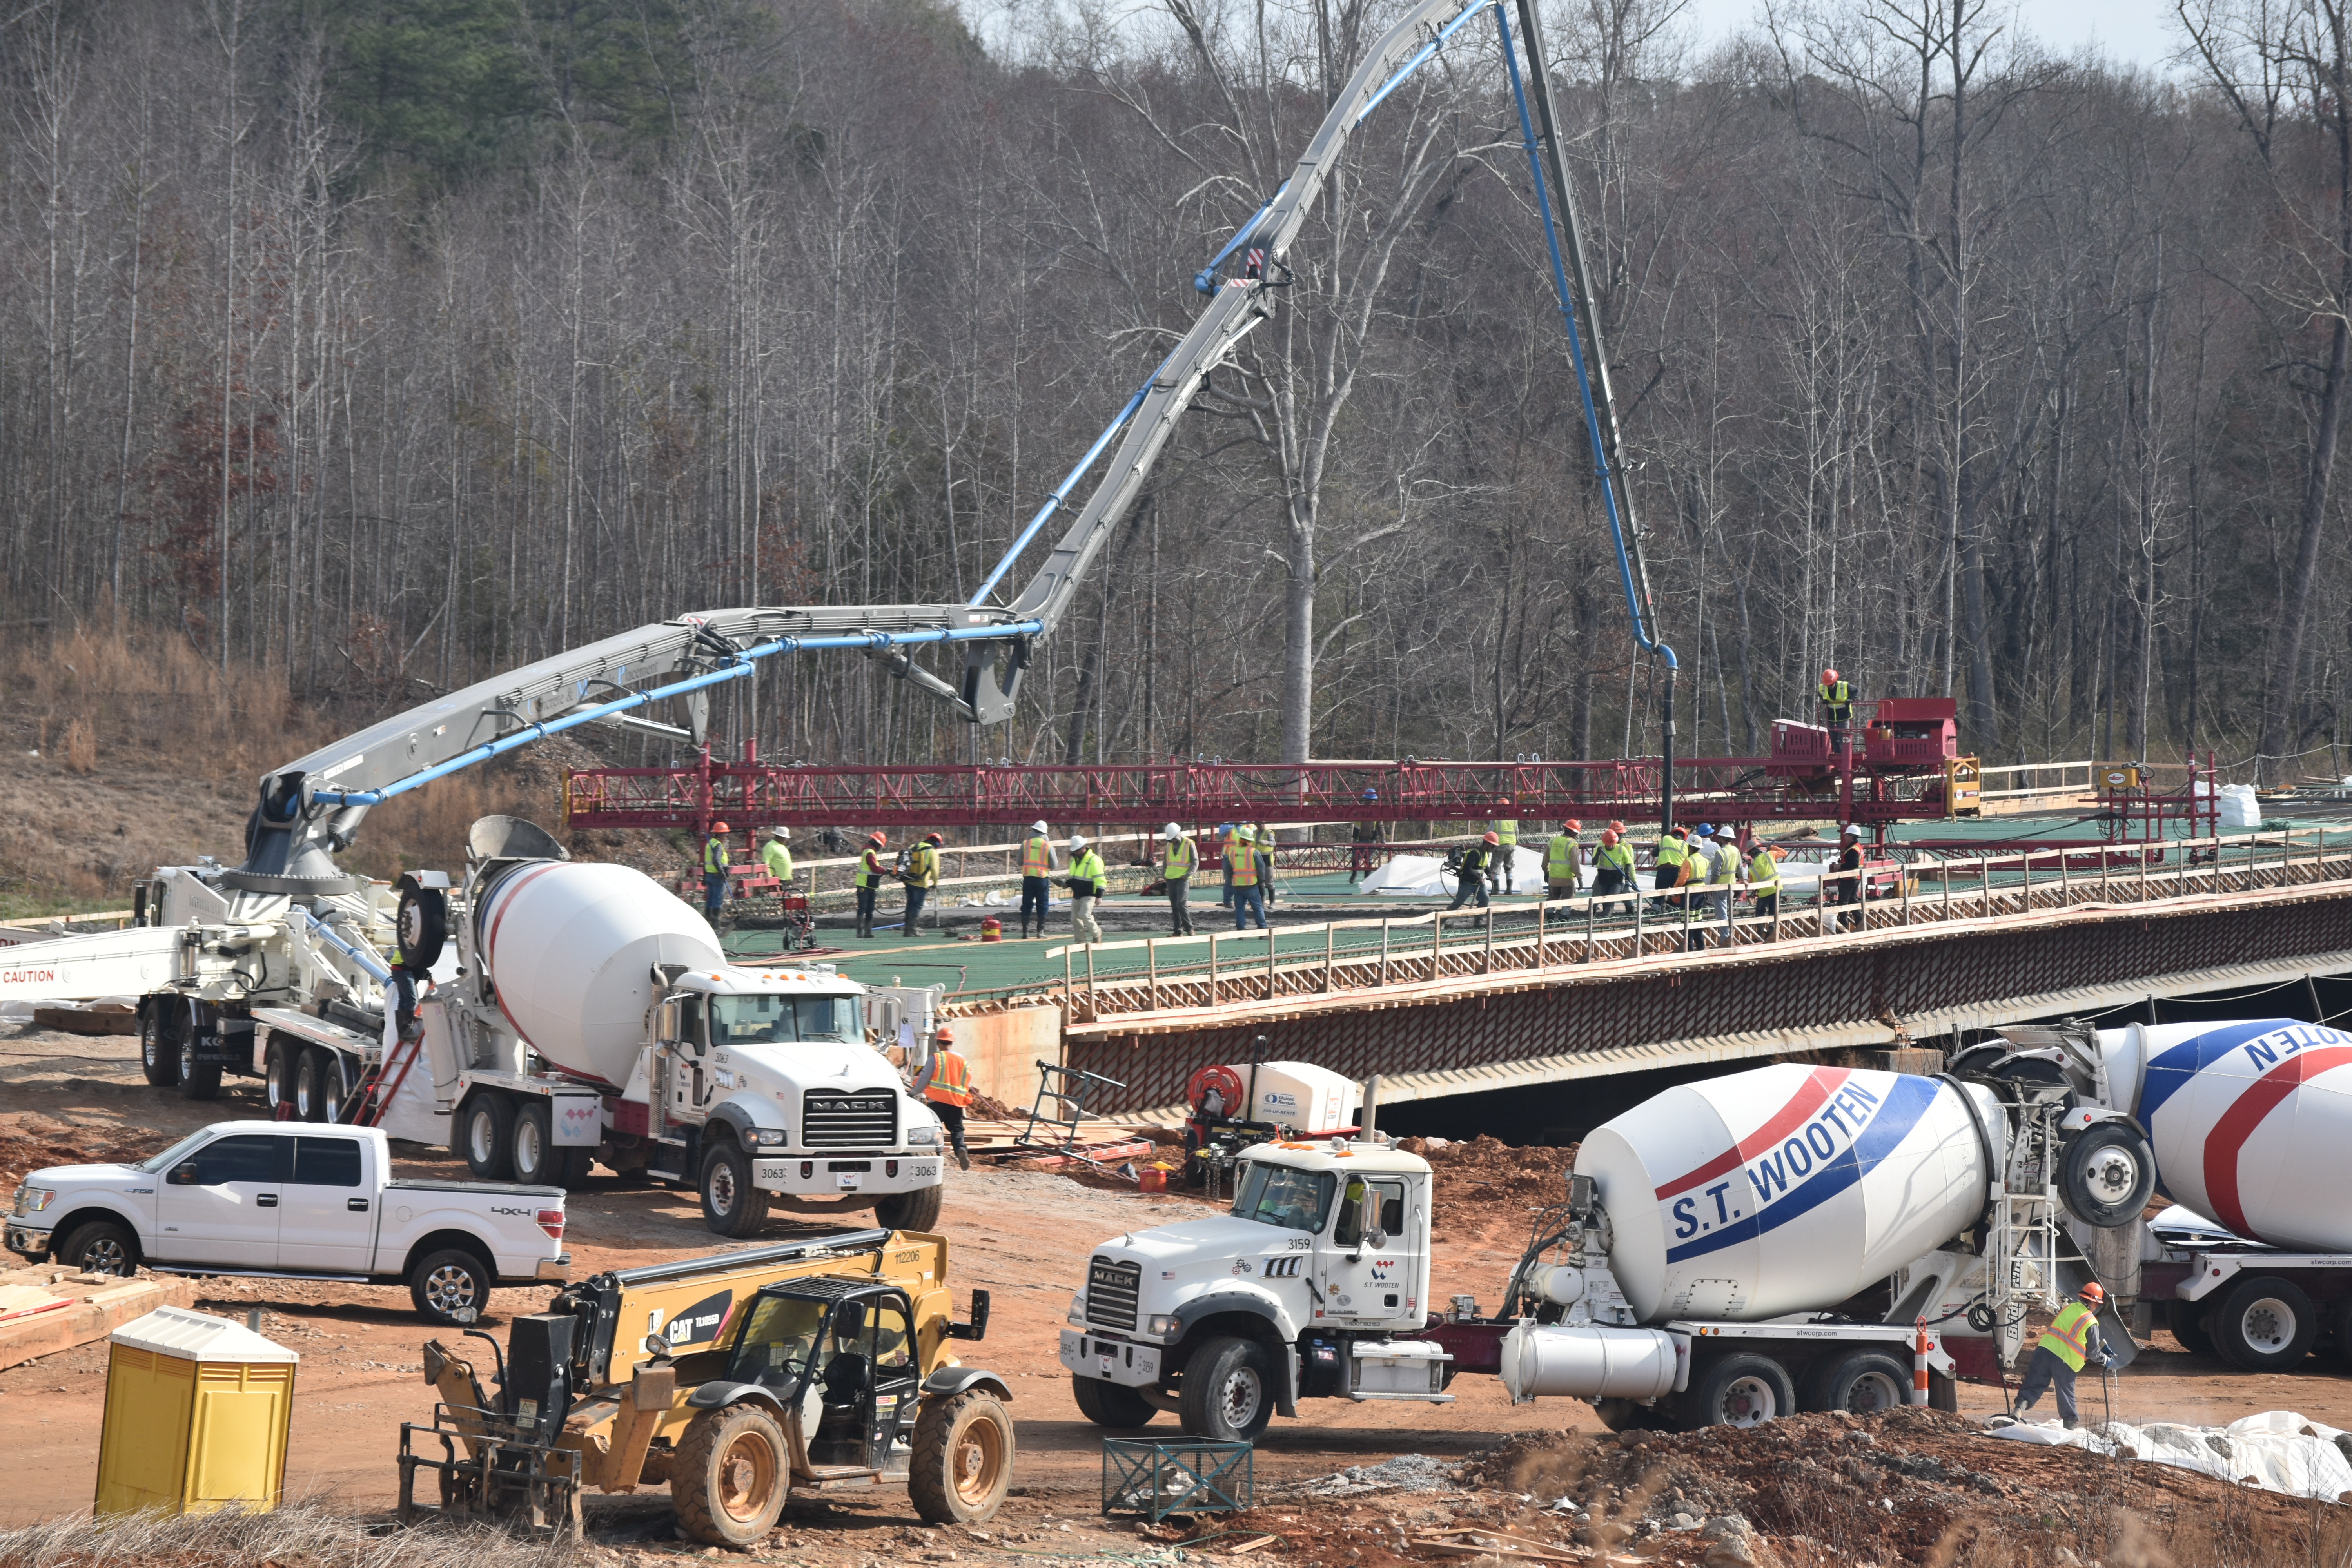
[8,1027,2352,1566]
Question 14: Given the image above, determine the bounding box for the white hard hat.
[1031,820,1049,835]
[1071,834,1088,849]
[1843,824,1864,837]
[1164,822,1184,839]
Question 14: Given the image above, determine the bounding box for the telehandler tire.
[1071,1374,1156,1429]
[700,1139,771,1238]
[875,1183,944,1233]
[909,1388,1014,1524]
[674,1402,791,1546]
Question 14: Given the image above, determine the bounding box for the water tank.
[2133,1017,2352,1251]
[1576,1063,2003,1323]
[477,861,723,1088]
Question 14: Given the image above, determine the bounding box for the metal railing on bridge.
[1007,828,2350,1029]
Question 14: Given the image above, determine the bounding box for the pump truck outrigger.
[398,1228,1012,1543]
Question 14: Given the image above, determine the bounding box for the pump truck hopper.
[397,1228,1012,1543]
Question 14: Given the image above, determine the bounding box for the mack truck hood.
[1090,1216,1311,1306]
[730,1042,908,1093]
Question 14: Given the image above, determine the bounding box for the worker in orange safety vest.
[2014,1281,2113,1428]
[913,1026,973,1169]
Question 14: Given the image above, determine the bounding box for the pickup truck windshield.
[1231,1162,1337,1234]
[713,995,860,1045]
[138,1129,214,1173]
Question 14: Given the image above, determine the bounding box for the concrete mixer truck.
[380,816,948,1238]
[1062,1049,2160,1438]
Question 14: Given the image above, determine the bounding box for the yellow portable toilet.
[94,1306,299,1516]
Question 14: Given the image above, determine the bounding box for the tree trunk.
[2260,314,2350,783]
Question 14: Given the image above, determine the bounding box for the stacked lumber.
[0,1265,198,1369]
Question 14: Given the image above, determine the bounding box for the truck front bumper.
[755,1157,940,1197]
[4,1223,52,1260]
[1059,1328,1163,1390]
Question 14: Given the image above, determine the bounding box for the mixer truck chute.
[1064,1056,2161,1437]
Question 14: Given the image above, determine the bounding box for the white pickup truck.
[5,1121,569,1325]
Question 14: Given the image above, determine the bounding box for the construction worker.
[1230,822,1267,930]
[2014,1282,2114,1428]
[1652,825,1691,917]
[1160,823,1197,935]
[1706,825,1741,947]
[1818,667,1855,750]
[1682,825,1722,950]
[855,833,887,939]
[1450,831,1498,910]
[1019,820,1057,939]
[902,832,942,936]
[702,821,734,925]
[1349,791,1385,884]
[1745,835,1783,935]
[1491,815,1519,894]
[1831,823,1866,933]
[1067,835,1107,944]
[1590,828,1635,906]
[1543,820,1583,902]
[1255,824,1279,905]
[912,1025,973,1170]
[1219,822,1242,908]
[761,828,796,891]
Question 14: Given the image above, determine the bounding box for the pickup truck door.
[277,1134,374,1271]
[154,1132,290,1266]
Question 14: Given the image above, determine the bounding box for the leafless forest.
[2,0,2347,779]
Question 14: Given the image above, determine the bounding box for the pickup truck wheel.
[874,1183,944,1232]
[908,1389,1014,1525]
[1177,1336,1276,1442]
[1071,1374,1155,1429]
[674,1403,790,1546]
[56,1220,138,1276]
[699,1140,770,1238]
[511,1103,555,1184]
[1681,1352,1794,1430]
[178,1030,223,1101]
[2213,1276,2319,1371]
[140,1007,180,1087]
[408,1247,492,1325]
[461,1094,515,1181]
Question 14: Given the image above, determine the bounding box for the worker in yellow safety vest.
[1019,820,1057,939]
[1745,840,1783,931]
[761,828,795,889]
[1491,817,1520,894]
[1543,820,1583,902]
[1590,829,1635,906]
[901,832,942,937]
[855,833,887,939]
[1229,822,1267,931]
[1818,667,1855,750]
[2014,1281,2112,1428]
[702,821,734,926]
[1652,826,1690,916]
[1160,823,1198,936]
[913,1025,973,1169]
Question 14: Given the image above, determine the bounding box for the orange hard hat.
[1601,829,1619,845]
[1564,819,1583,832]
[2079,1281,2106,1304]
[1482,831,1500,844]
[867,831,887,846]
[935,1025,955,1042]
[1822,668,1840,683]
[711,820,731,833]
[1608,820,1625,833]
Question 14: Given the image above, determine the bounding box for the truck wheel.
[395,878,448,973]
[554,1147,595,1187]
[2058,1122,2157,1228]
[264,1040,295,1115]
[177,1029,223,1101]
[2213,1276,2318,1371]
[674,1403,791,1546]
[140,1006,180,1088]
[1681,1352,1793,1430]
[908,1389,1014,1525]
[875,1183,944,1232]
[1071,1374,1156,1429]
[1177,1336,1276,1442]
[408,1247,493,1325]
[511,1102,555,1184]
[56,1220,138,1276]
[296,1047,348,1123]
[1805,1350,1910,1415]
[461,1093,515,1180]
[699,1139,771,1238]
[2168,1298,2217,1359]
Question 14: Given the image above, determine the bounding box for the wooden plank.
[0,1272,199,1369]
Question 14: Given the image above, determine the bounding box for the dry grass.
[0,1499,577,1568]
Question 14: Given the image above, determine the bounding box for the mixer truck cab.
[644,963,948,1239]
[1061,1136,1450,1442]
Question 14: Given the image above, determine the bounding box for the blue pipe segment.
[1497,7,1677,671]
[1192,186,1287,295]
[297,907,393,984]
[968,382,1158,606]
[1357,0,1498,125]
[310,619,1045,808]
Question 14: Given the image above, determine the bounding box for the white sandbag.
[1987,1410,2352,1500]
[2218,784,2262,830]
